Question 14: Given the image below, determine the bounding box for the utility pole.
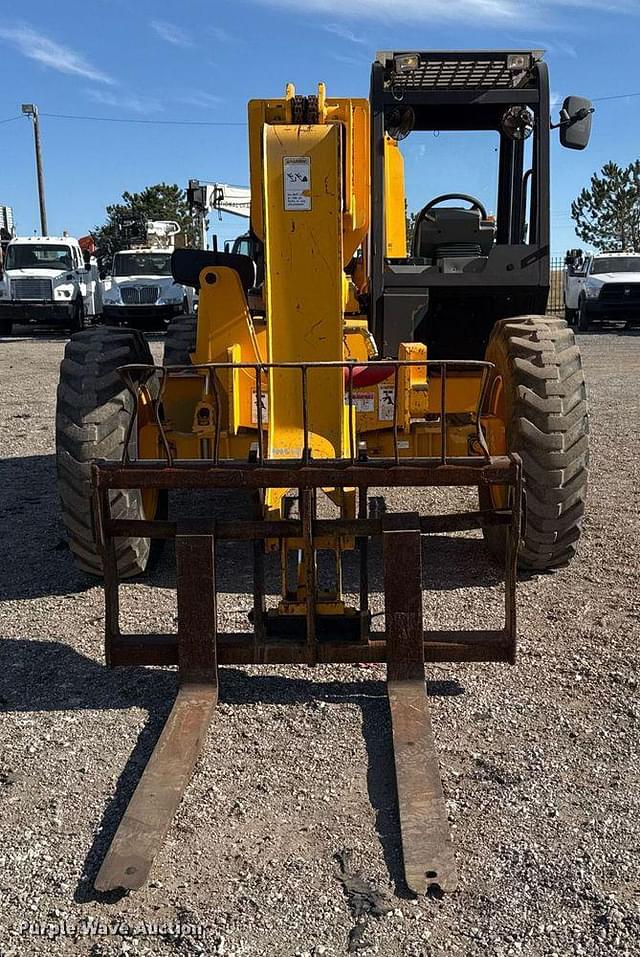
[21,104,48,236]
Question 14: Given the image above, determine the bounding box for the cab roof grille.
[384,56,535,91]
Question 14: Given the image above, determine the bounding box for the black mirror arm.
[551,106,595,130]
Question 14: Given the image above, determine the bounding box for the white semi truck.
[564,249,640,330]
[101,221,195,328]
[0,234,101,335]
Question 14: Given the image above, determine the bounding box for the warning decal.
[378,385,396,421]
[251,390,269,425]
[284,156,311,211]
[347,391,375,413]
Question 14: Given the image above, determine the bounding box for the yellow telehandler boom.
[55,50,591,895]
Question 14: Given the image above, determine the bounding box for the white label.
[284,156,311,211]
[347,391,375,413]
[251,390,269,424]
[378,385,396,421]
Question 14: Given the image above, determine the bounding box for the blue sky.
[1,0,639,255]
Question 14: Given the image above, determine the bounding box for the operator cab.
[370,50,592,358]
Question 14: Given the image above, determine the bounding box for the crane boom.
[187,180,251,249]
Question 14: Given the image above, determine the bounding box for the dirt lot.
[0,326,638,957]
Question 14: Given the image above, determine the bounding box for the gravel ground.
[0,325,638,957]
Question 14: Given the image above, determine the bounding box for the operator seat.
[412,193,496,263]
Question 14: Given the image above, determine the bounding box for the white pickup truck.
[564,249,640,331]
[0,235,101,335]
[101,221,195,329]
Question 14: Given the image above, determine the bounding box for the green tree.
[571,161,640,251]
[93,183,195,267]
[405,207,418,251]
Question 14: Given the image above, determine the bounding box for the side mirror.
[558,96,593,150]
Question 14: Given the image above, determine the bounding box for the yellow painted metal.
[384,136,408,258]
[343,319,377,361]
[193,265,262,367]
[189,264,265,437]
[365,424,474,460]
[132,81,503,626]
[398,342,428,428]
[249,85,370,265]
[428,372,484,414]
[262,122,347,473]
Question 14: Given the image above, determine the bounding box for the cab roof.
[10,235,78,245]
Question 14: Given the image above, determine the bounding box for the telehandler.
[56,50,591,894]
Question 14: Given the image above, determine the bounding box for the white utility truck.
[101,221,194,328]
[564,249,640,330]
[0,234,101,335]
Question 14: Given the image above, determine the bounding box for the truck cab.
[565,250,640,330]
[0,235,101,335]
[101,221,195,329]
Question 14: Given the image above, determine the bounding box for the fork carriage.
[90,357,522,896]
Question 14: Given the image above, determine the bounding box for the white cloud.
[555,40,579,58]
[151,20,194,47]
[330,51,369,66]
[324,23,368,44]
[250,0,637,23]
[86,88,164,114]
[525,37,579,59]
[175,91,224,109]
[210,27,237,43]
[0,24,113,83]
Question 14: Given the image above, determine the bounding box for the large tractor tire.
[480,316,589,571]
[56,326,157,578]
[164,316,196,366]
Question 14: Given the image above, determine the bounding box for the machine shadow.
[0,638,463,901]
[0,453,97,601]
[0,454,502,603]
[151,488,504,596]
[1,325,70,342]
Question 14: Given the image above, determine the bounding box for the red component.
[344,364,395,388]
[78,235,96,253]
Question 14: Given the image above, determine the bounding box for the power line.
[40,111,246,127]
[2,86,636,133]
[4,89,638,130]
[592,91,640,103]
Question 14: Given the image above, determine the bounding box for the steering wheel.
[412,193,488,256]
[421,193,488,220]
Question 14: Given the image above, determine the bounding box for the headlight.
[157,295,182,305]
[54,285,74,299]
[584,285,600,299]
[104,291,122,304]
